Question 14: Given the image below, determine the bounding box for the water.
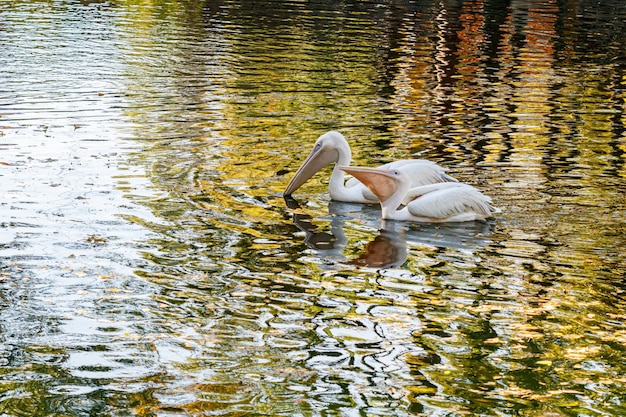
[1,0,625,415]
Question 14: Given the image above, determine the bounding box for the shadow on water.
[1,0,625,416]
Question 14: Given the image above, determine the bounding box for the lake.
[1,0,625,416]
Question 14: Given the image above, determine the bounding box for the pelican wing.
[384,159,458,186]
[406,184,495,221]
[402,182,467,205]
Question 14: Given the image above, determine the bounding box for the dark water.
[1,0,625,416]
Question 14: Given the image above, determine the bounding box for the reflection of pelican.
[284,196,347,254]
[284,131,457,203]
[341,166,498,222]
[349,221,408,269]
[285,198,494,269]
[286,196,404,267]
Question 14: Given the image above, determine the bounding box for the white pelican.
[283,131,457,203]
[341,166,497,222]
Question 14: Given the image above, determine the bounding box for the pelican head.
[340,166,408,203]
[284,131,351,196]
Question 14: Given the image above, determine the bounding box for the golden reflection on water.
[111,1,626,414]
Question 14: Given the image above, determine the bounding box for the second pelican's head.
[340,166,408,203]
[284,131,351,196]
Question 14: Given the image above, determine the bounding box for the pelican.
[341,166,498,222]
[283,131,457,203]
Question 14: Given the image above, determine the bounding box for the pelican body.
[341,166,497,222]
[283,131,457,203]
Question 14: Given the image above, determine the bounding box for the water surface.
[1,1,625,416]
